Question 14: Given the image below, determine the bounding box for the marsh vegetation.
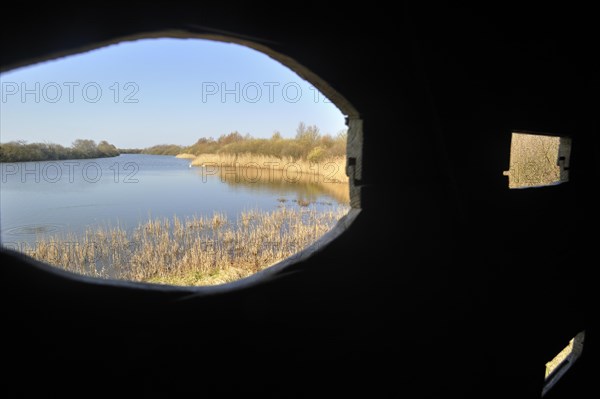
[21,206,348,286]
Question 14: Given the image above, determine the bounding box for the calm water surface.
[1,154,347,247]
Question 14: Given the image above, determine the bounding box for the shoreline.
[188,153,348,184]
[175,153,196,159]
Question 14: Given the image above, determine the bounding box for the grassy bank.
[175,153,197,159]
[191,153,348,184]
[21,206,348,286]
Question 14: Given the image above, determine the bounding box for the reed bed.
[191,153,348,184]
[175,153,197,159]
[21,206,348,286]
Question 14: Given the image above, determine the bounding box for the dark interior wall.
[1,3,596,397]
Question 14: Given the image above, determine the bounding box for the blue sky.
[0,38,346,148]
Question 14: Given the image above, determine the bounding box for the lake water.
[0,154,348,248]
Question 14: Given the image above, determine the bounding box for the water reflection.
[1,154,348,247]
[194,165,349,206]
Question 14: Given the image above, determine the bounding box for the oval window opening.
[0,38,350,286]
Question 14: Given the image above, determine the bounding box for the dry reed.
[190,153,348,184]
[175,153,197,159]
[22,206,348,286]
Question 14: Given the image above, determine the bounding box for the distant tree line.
[185,123,346,162]
[140,144,184,156]
[1,123,346,163]
[0,139,119,162]
[117,148,143,154]
[118,145,183,155]
[120,123,346,161]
